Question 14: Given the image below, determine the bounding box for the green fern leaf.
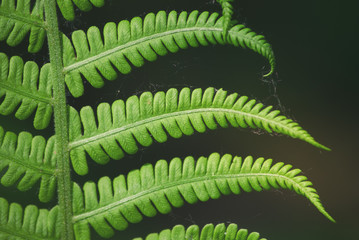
[0,126,57,202]
[0,53,53,130]
[0,198,59,239]
[216,0,235,40]
[72,153,334,239]
[0,0,46,53]
[56,0,105,21]
[68,87,329,175]
[62,10,275,97]
[133,223,267,240]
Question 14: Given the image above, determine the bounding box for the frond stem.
[44,1,74,239]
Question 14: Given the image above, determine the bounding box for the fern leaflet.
[216,0,235,40]
[68,87,329,175]
[62,10,275,97]
[0,198,59,239]
[0,53,53,130]
[0,126,57,202]
[0,0,46,53]
[72,153,333,239]
[133,223,266,240]
[56,0,105,21]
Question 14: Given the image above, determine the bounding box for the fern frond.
[0,126,57,202]
[0,198,59,239]
[72,153,334,239]
[216,0,235,40]
[0,53,53,130]
[62,10,275,97]
[68,87,329,175]
[133,223,267,240]
[0,0,46,53]
[56,0,105,21]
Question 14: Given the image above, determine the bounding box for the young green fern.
[0,0,333,240]
[71,153,334,239]
[68,87,329,175]
[62,10,275,97]
[57,0,105,21]
[0,54,53,130]
[0,0,46,53]
[133,223,266,240]
[0,127,57,202]
[216,0,235,39]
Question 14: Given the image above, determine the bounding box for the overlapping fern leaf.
[0,126,57,202]
[56,0,105,21]
[71,153,333,239]
[0,198,59,239]
[216,0,235,39]
[0,0,46,53]
[62,10,275,97]
[0,53,53,130]
[68,87,329,175]
[0,197,266,240]
[133,223,266,240]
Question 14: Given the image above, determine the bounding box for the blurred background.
[0,0,358,239]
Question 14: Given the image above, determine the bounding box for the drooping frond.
[133,223,267,240]
[72,153,334,239]
[62,10,275,97]
[0,53,53,130]
[216,0,235,39]
[0,198,59,240]
[0,126,57,202]
[56,0,105,21]
[0,0,46,53]
[68,87,329,175]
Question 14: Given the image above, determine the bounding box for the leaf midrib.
[0,225,56,240]
[0,81,52,104]
[68,107,302,149]
[63,26,270,73]
[0,150,55,175]
[72,172,309,222]
[0,8,44,28]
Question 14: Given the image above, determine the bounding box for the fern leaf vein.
[63,10,275,97]
[133,223,265,240]
[72,153,333,238]
[72,171,326,223]
[0,149,55,176]
[0,127,57,202]
[0,198,59,240]
[63,27,219,73]
[0,81,52,104]
[0,53,53,129]
[63,25,268,74]
[0,0,46,52]
[68,87,329,175]
[0,8,44,28]
[69,108,304,149]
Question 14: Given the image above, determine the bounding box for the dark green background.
[0,0,358,239]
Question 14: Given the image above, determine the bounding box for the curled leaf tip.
[263,64,275,77]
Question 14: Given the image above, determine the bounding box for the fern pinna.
[0,0,333,240]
